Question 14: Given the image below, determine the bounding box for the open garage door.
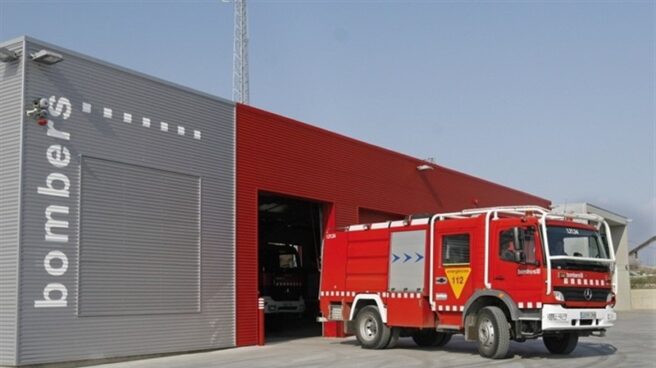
[258,193,325,340]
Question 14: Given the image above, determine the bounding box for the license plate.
[580,311,596,320]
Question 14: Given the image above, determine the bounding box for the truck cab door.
[491,223,544,308]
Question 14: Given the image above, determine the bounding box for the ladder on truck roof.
[345,206,609,232]
[340,205,616,313]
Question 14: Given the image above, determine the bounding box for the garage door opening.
[258,193,326,341]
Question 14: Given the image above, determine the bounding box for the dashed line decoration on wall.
[81,102,202,141]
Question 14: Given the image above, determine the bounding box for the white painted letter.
[34,283,68,308]
[44,205,69,243]
[37,173,70,198]
[46,145,70,168]
[48,96,72,119]
[44,250,68,276]
[46,120,70,141]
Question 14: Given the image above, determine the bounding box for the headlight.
[607,312,617,321]
[553,291,565,302]
[607,291,616,307]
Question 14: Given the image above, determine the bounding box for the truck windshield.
[262,246,301,271]
[279,253,299,269]
[546,226,610,259]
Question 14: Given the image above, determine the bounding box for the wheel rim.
[360,316,377,341]
[478,318,495,347]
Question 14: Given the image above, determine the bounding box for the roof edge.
[4,35,235,106]
[238,104,551,206]
[0,35,27,49]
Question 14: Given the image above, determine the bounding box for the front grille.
[270,287,302,301]
[555,287,609,302]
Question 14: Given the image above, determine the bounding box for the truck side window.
[442,234,470,265]
[499,227,536,263]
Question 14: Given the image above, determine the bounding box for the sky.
[1,0,654,263]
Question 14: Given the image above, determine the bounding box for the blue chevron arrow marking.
[392,253,400,263]
[415,252,424,262]
[403,253,412,263]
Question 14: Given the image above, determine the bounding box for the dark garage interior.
[258,193,325,340]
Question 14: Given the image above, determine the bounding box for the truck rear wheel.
[476,306,510,359]
[412,330,451,347]
[543,333,578,354]
[355,305,391,349]
[386,327,401,349]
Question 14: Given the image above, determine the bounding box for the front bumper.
[541,304,616,331]
[262,296,305,314]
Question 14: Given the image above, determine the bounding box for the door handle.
[494,276,505,281]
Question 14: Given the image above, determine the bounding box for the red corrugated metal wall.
[235,104,550,346]
[358,208,405,223]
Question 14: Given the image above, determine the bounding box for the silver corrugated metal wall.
[0,37,236,366]
[0,39,24,367]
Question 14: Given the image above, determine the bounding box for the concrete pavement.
[96,310,655,368]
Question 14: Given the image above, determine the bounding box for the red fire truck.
[319,206,617,359]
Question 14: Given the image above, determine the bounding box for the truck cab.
[319,206,617,359]
[260,242,306,315]
[451,214,616,355]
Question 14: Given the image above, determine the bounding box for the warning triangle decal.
[444,267,471,299]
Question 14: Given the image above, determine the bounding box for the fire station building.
[0,36,554,366]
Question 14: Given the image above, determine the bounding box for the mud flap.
[464,314,478,341]
[344,320,355,335]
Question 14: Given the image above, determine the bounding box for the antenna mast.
[232,0,249,104]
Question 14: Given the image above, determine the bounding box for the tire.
[543,333,578,355]
[412,330,451,347]
[476,306,511,359]
[354,306,392,349]
[386,327,401,349]
[435,332,452,347]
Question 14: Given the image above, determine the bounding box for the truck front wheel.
[354,305,391,349]
[476,306,510,359]
[543,333,578,354]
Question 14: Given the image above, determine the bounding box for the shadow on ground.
[338,335,617,360]
[264,314,322,344]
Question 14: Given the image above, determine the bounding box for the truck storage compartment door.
[388,230,426,293]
